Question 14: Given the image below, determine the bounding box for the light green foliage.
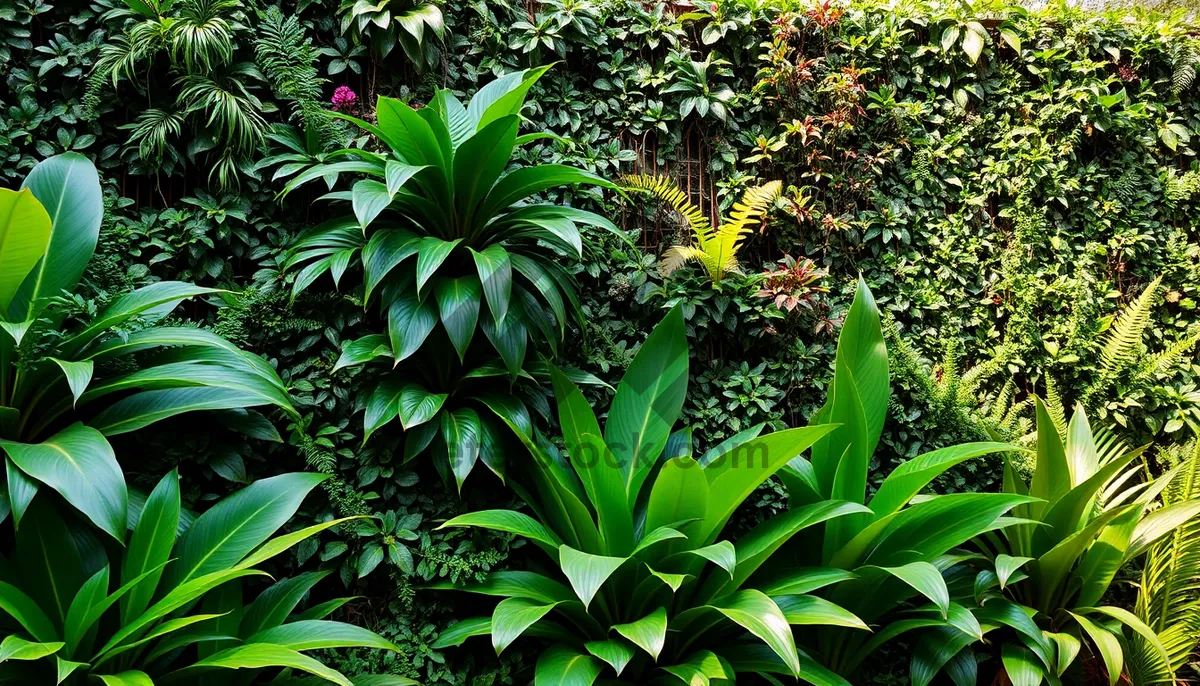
[435,305,869,683]
[0,471,410,685]
[1129,439,1200,685]
[770,279,1033,682]
[0,154,295,536]
[968,404,1200,684]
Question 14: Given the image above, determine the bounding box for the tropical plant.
[970,403,1200,685]
[663,52,736,122]
[88,0,271,186]
[1129,438,1200,685]
[0,470,414,685]
[1073,275,1200,436]
[622,173,780,282]
[762,279,1035,683]
[279,66,619,484]
[0,153,295,537]
[432,305,873,684]
[336,0,443,69]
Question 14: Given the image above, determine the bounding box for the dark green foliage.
[4,0,1200,682]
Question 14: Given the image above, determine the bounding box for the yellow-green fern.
[623,174,781,282]
[1129,440,1200,685]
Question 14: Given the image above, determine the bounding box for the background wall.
[3,0,1199,681]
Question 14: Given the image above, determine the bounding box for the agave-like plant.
[279,67,618,485]
[622,173,779,282]
[0,471,412,685]
[968,403,1200,686]
[0,154,295,538]
[758,278,1035,684]
[431,305,875,683]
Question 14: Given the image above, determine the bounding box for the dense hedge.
[3,0,1200,681]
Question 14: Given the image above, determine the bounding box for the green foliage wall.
[3,0,1200,681]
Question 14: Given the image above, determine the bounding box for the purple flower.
[331,85,357,111]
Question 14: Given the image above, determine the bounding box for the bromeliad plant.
[622,173,780,282]
[0,153,295,537]
[0,471,412,685]
[280,66,619,484]
[761,279,1036,683]
[968,403,1200,686]
[432,305,874,684]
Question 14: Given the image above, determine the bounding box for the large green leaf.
[164,472,329,589]
[248,620,399,653]
[121,470,180,624]
[174,643,353,686]
[90,387,277,436]
[716,499,870,595]
[832,276,889,457]
[0,634,62,662]
[96,671,154,686]
[869,443,1022,518]
[604,305,687,504]
[240,571,332,636]
[386,292,438,363]
[454,115,519,226]
[9,153,103,323]
[773,595,867,629]
[708,590,800,677]
[644,456,708,545]
[351,179,392,230]
[0,579,57,642]
[470,244,512,324]
[0,187,50,312]
[612,607,667,659]
[14,496,85,629]
[469,66,551,132]
[701,424,838,542]
[1031,398,1071,508]
[435,274,482,361]
[362,229,419,303]
[478,165,613,228]
[396,383,446,430]
[558,545,626,609]
[0,423,126,539]
[583,639,633,676]
[491,597,562,654]
[1071,612,1123,686]
[439,509,563,550]
[442,407,481,492]
[533,644,602,686]
[376,96,446,171]
[414,237,461,296]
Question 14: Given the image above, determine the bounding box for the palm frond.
[171,0,238,72]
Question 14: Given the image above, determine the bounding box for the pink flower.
[331,85,357,111]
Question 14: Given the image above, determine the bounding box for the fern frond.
[707,180,780,281]
[1044,375,1069,437]
[1100,275,1163,375]
[1130,440,1200,685]
[1134,327,1200,385]
[659,245,704,277]
[621,173,712,240]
